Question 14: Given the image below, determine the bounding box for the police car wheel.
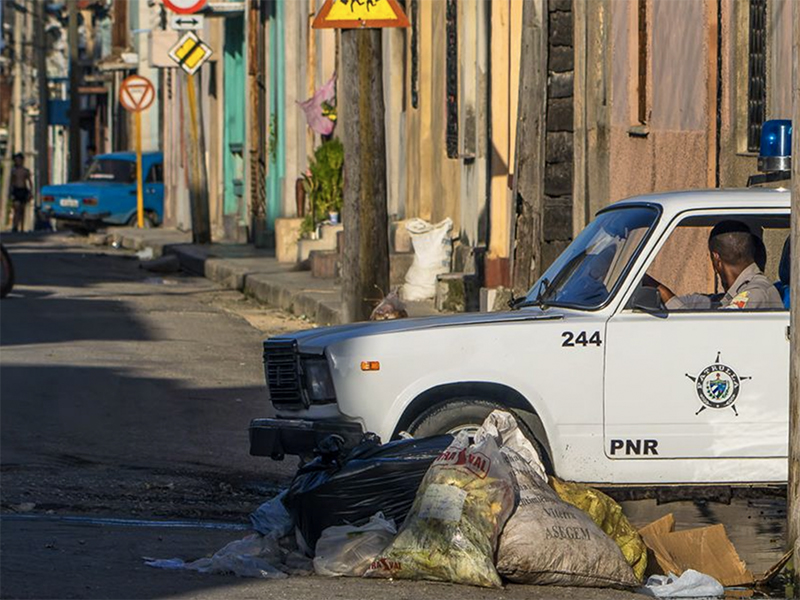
[407,398,551,472]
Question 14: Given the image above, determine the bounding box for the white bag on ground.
[145,534,287,579]
[313,512,397,577]
[402,218,453,301]
[642,570,724,598]
[494,411,639,589]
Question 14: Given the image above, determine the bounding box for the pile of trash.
[146,410,776,596]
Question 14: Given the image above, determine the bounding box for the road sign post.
[185,72,211,244]
[166,31,212,244]
[119,75,155,229]
[789,7,799,596]
[135,111,144,227]
[312,0,409,322]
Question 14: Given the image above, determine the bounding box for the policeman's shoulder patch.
[725,291,750,309]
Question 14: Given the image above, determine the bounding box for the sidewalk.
[102,228,438,326]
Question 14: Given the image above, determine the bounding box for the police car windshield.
[525,206,658,309]
[83,159,136,183]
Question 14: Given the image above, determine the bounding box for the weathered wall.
[608,0,712,205]
[404,0,461,231]
[541,0,574,267]
[458,0,489,249]
[768,0,793,120]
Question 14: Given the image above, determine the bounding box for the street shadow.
[0,293,155,346]
[0,361,303,600]
[0,240,213,346]
[0,363,292,501]
[1,240,141,290]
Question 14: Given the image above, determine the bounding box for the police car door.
[603,209,789,483]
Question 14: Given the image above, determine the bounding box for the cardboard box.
[639,514,754,587]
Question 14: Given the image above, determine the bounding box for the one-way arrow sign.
[169,14,205,31]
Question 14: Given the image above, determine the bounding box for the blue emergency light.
[758,119,792,173]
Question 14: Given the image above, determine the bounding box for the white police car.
[250,123,793,487]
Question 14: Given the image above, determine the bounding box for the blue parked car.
[40,152,164,229]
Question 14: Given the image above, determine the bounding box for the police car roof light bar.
[758,119,792,174]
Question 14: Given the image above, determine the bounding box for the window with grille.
[445,0,458,158]
[637,0,647,124]
[747,0,767,153]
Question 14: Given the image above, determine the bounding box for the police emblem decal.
[685,352,751,416]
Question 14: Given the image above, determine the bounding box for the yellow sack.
[550,477,647,582]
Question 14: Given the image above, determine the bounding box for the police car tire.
[407,398,551,472]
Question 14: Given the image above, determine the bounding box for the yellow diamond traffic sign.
[168,31,213,75]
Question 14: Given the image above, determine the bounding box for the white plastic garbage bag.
[145,534,288,579]
[642,570,724,598]
[402,218,453,301]
[249,490,294,539]
[313,512,397,577]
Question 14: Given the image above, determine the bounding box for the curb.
[113,230,344,325]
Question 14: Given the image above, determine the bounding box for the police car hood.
[281,309,564,354]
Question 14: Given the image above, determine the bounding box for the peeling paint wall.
[608,0,712,205]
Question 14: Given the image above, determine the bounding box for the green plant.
[267,113,278,164]
[300,138,344,237]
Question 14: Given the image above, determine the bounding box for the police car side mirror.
[629,286,667,317]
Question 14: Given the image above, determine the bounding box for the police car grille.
[263,340,303,407]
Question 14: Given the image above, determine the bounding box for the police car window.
[526,206,659,309]
[83,159,136,184]
[642,214,789,312]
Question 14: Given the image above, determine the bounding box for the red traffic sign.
[119,75,155,113]
[163,0,207,15]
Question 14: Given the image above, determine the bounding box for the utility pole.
[510,0,548,297]
[789,4,800,594]
[339,28,389,322]
[186,73,211,244]
[67,0,81,181]
[0,1,24,227]
[35,0,49,193]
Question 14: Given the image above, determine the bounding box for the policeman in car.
[643,220,784,310]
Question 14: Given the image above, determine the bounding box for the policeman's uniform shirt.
[666,262,784,311]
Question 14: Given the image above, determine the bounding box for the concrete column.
[383,28,406,221]
[282,0,306,218]
[488,0,512,259]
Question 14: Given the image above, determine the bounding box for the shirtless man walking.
[9,153,32,232]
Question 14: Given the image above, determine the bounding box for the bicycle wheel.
[1,244,15,299]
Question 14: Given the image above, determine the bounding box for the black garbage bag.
[284,434,453,551]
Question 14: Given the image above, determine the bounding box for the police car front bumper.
[249,417,365,460]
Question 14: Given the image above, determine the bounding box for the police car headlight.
[302,357,336,404]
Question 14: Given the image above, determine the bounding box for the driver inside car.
[642,220,784,311]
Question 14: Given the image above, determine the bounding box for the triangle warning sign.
[126,85,147,106]
[313,0,410,29]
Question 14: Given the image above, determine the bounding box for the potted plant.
[300,138,344,238]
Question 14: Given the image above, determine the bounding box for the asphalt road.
[0,233,785,599]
